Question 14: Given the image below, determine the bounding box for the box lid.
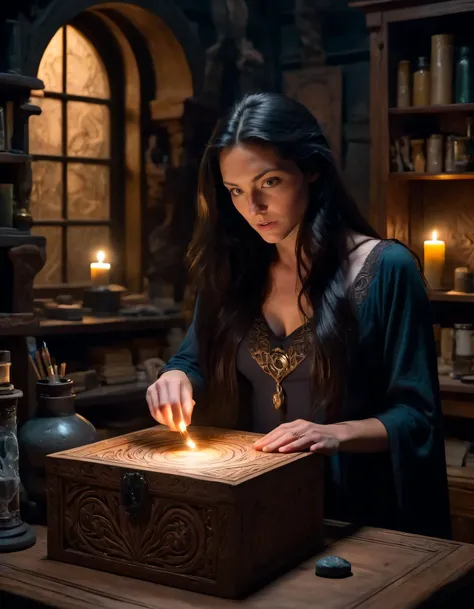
[48,426,315,485]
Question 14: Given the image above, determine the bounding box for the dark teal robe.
[162,241,452,539]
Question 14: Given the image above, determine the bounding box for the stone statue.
[295,0,325,66]
[146,100,216,304]
[203,0,264,100]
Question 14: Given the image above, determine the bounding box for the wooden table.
[2,524,474,608]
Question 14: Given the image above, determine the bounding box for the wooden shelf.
[430,291,474,303]
[0,152,31,164]
[75,380,149,408]
[440,376,474,396]
[38,313,185,336]
[0,73,43,93]
[0,314,39,336]
[390,172,474,181]
[389,103,474,116]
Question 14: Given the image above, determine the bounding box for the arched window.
[29,25,112,285]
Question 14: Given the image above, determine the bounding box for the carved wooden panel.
[386,179,410,243]
[421,181,474,288]
[46,426,324,599]
[64,482,217,578]
[283,66,342,162]
[392,181,474,290]
[54,427,310,483]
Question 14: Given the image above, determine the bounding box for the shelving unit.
[38,313,184,336]
[0,71,46,426]
[34,312,185,427]
[351,0,474,298]
[350,1,474,255]
[352,0,474,543]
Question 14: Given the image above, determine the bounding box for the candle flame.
[178,421,186,433]
[187,439,196,450]
[432,230,438,241]
[96,250,105,264]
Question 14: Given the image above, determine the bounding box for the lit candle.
[423,230,445,290]
[90,250,111,287]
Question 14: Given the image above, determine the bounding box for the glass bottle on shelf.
[453,324,473,378]
[452,118,474,172]
[426,134,443,173]
[413,57,430,106]
[397,60,411,107]
[445,135,455,172]
[439,327,453,376]
[455,46,473,104]
[466,117,474,171]
[431,34,453,105]
[411,139,425,173]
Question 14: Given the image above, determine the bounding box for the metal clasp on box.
[121,471,148,521]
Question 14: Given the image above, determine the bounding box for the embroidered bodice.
[237,241,391,432]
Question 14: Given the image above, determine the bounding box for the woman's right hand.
[146,370,194,431]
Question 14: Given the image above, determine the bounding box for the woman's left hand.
[253,420,341,455]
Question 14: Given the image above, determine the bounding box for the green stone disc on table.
[315,555,352,578]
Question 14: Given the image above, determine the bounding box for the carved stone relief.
[295,0,325,67]
[144,133,167,211]
[203,0,264,104]
[145,99,215,303]
[284,66,342,162]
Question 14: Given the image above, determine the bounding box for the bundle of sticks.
[28,342,67,383]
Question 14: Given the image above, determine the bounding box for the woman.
[147,92,451,539]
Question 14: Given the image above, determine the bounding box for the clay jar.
[18,379,97,517]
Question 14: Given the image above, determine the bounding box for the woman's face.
[219,142,315,244]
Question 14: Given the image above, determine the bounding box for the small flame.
[432,230,438,241]
[97,250,105,264]
[178,421,196,449]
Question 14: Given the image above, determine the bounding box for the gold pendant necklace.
[248,317,312,411]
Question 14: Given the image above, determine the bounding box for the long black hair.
[189,92,381,428]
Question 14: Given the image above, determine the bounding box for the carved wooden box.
[46,426,323,599]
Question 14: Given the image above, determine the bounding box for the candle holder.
[83,284,125,316]
[0,350,35,552]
